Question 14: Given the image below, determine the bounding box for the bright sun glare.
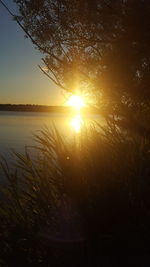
[71,114,83,133]
[67,95,86,110]
[67,94,86,133]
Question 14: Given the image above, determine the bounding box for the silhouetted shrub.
[1,124,150,265]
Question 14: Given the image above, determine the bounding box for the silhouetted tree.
[3,0,150,132]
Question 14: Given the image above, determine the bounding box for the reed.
[0,124,150,265]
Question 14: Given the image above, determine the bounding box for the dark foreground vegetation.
[0,125,150,266]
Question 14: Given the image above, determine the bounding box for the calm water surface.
[0,111,102,243]
[0,111,102,157]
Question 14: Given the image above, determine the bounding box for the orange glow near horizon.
[67,95,86,111]
[66,94,86,133]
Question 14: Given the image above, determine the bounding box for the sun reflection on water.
[66,94,87,133]
[70,113,83,133]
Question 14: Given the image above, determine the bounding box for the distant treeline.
[0,104,98,114]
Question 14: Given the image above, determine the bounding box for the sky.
[0,0,65,106]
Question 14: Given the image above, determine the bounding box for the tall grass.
[1,124,150,265]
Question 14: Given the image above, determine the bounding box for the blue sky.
[0,0,64,105]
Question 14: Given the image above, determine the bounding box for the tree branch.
[0,0,63,64]
[42,58,60,85]
[38,65,69,91]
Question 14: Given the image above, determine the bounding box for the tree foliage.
[13,0,150,120]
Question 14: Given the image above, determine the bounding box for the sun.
[67,95,86,110]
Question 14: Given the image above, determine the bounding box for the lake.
[0,111,102,158]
